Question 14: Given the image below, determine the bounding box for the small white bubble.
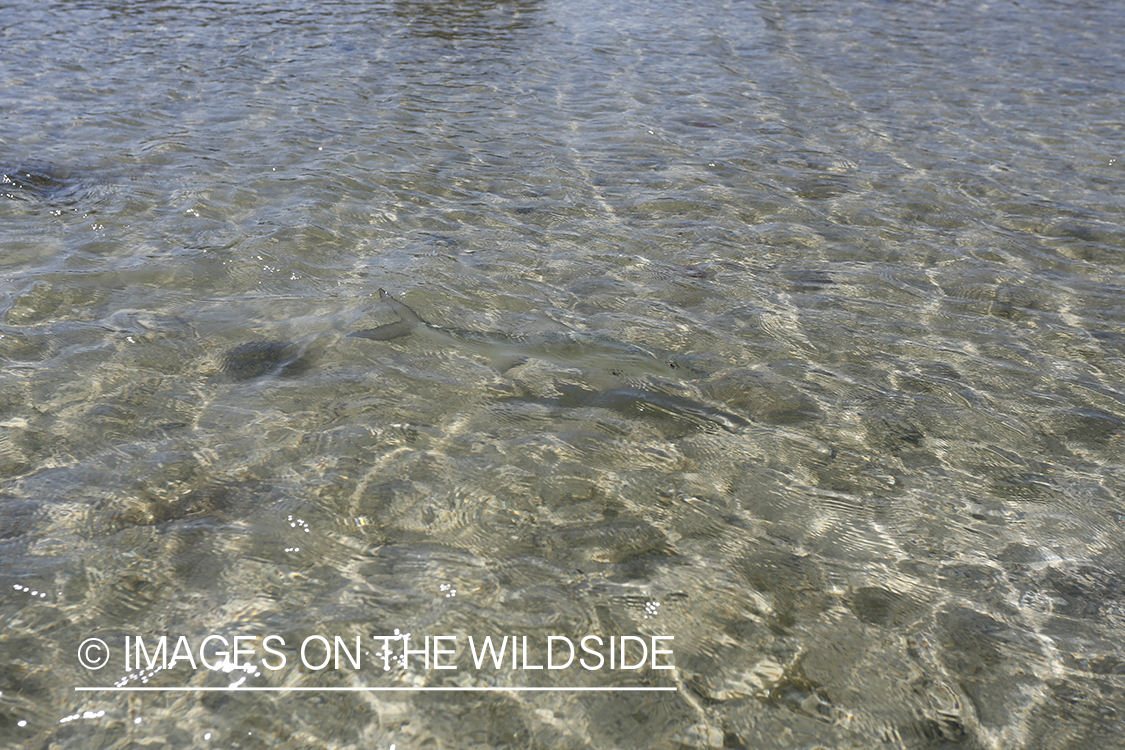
[134,718,142,725]
[204,732,212,740]
[18,719,27,727]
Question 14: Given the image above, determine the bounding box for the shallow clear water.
[3,0,1125,748]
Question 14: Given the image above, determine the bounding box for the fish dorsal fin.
[349,289,427,341]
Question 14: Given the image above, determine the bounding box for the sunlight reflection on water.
[3,0,1125,748]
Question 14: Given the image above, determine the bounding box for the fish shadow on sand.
[219,340,316,382]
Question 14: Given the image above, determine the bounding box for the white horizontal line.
[75,686,676,693]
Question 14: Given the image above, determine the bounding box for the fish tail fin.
[379,288,425,326]
[349,289,426,340]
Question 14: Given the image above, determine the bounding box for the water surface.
[3,1,1125,748]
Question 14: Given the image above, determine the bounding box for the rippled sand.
[3,0,1125,748]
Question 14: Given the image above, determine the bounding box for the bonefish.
[350,289,690,381]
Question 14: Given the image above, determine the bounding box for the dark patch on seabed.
[219,340,315,381]
[103,480,272,530]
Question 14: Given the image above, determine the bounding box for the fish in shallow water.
[350,290,757,432]
[350,289,690,381]
[1,163,108,206]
